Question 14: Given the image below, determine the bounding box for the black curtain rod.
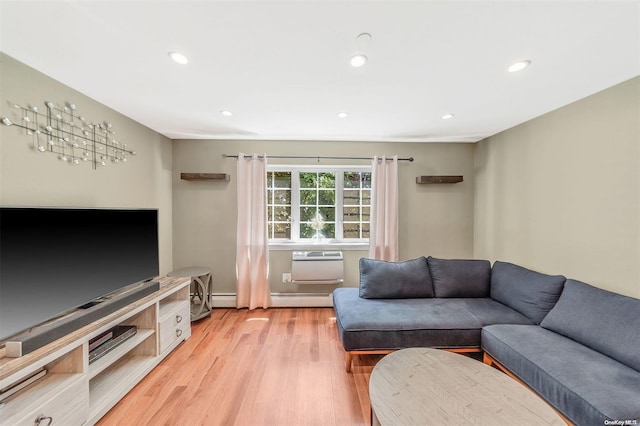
[222,154,414,162]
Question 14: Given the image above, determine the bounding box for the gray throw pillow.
[427,257,491,298]
[490,261,565,324]
[541,279,640,371]
[359,257,434,299]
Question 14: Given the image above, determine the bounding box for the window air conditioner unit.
[291,251,344,285]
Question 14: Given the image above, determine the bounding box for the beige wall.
[0,53,174,274]
[474,77,640,298]
[172,140,475,294]
[10,51,636,301]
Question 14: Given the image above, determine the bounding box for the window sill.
[269,241,369,251]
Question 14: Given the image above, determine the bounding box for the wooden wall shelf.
[181,173,230,181]
[416,176,463,184]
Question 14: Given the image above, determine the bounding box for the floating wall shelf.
[416,176,463,184]
[180,173,230,181]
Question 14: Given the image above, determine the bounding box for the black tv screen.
[0,207,159,343]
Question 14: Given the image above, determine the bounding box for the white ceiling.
[1,1,638,143]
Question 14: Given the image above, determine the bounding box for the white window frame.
[267,164,371,250]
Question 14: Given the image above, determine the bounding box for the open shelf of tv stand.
[88,328,155,379]
[0,276,191,426]
[89,352,157,422]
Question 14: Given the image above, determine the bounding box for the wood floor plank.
[97,308,378,426]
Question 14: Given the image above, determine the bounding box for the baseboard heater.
[211,293,333,308]
[291,251,344,285]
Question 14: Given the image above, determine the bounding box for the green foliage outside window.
[299,172,336,238]
[342,171,371,239]
[267,172,292,239]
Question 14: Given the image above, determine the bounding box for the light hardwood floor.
[97,308,382,426]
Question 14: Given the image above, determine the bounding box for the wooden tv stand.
[0,276,191,425]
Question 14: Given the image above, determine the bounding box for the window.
[267,166,371,243]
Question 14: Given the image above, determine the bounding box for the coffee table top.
[369,348,564,426]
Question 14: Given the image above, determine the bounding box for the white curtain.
[236,153,272,309]
[368,155,399,261]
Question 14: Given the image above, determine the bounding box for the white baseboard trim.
[211,293,334,308]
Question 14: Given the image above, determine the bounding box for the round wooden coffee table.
[369,348,565,426]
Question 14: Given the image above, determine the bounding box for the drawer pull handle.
[176,329,183,338]
[176,314,182,323]
[36,415,53,426]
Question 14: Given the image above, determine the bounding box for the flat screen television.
[0,207,160,345]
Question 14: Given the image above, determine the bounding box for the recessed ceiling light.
[442,113,455,120]
[350,54,367,68]
[168,51,188,65]
[220,110,233,116]
[337,112,349,118]
[508,60,531,73]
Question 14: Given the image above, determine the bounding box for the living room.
[0,1,638,425]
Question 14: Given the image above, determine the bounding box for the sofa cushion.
[359,257,433,299]
[427,257,491,298]
[333,288,532,351]
[490,261,565,324]
[540,279,640,372]
[482,324,640,426]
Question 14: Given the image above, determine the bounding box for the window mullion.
[335,170,344,241]
[291,169,300,241]
[359,176,364,239]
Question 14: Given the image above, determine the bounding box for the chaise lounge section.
[332,256,640,425]
[482,279,640,426]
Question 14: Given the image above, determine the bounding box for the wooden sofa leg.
[483,352,495,366]
[345,352,354,373]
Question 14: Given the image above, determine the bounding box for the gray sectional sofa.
[332,256,640,426]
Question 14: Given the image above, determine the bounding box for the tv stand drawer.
[159,302,190,353]
[4,374,87,426]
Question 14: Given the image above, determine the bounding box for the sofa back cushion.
[490,261,566,324]
[359,257,434,299]
[427,257,491,298]
[541,279,640,371]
